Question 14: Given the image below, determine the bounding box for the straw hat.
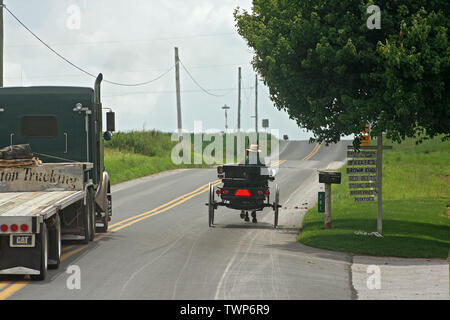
[246,144,261,153]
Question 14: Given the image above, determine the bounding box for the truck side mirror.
[103,131,112,141]
[106,111,115,132]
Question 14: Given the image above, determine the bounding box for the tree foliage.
[234,1,449,144]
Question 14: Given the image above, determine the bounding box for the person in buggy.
[239,144,265,223]
[240,144,265,166]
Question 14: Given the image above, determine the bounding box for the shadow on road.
[212,223,275,230]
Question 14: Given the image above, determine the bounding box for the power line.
[3,5,173,87]
[103,66,174,87]
[103,87,255,98]
[4,62,253,80]
[6,32,237,48]
[179,60,234,97]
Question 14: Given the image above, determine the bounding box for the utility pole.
[237,67,241,154]
[222,104,230,131]
[174,47,182,141]
[0,0,4,87]
[255,75,258,134]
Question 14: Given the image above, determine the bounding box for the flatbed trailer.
[0,162,94,280]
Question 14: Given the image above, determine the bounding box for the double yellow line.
[269,160,286,167]
[107,179,221,233]
[302,143,323,161]
[0,282,28,300]
[0,179,222,300]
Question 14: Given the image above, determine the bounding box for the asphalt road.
[0,140,355,300]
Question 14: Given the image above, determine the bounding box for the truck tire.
[32,223,48,281]
[96,189,111,233]
[48,215,61,269]
[88,189,96,241]
[82,190,94,244]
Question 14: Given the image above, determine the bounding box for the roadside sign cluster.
[347,135,392,234]
[347,147,377,202]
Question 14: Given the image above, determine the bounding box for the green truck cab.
[0,74,113,187]
[0,74,114,279]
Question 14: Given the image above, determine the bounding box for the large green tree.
[234,1,449,145]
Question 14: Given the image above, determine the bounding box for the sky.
[3,0,314,140]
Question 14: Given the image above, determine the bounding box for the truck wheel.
[32,223,48,281]
[82,191,93,244]
[48,215,61,269]
[88,189,96,241]
[96,192,111,233]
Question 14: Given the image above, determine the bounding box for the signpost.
[349,175,377,181]
[347,151,376,158]
[350,190,377,196]
[349,182,377,188]
[347,167,377,174]
[347,134,392,234]
[318,171,341,229]
[347,160,376,166]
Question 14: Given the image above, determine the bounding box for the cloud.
[3,0,313,140]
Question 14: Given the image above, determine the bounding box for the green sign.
[318,192,325,213]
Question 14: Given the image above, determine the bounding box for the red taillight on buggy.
[216,189,221,195]
[257,190,263,196]
[222,190,229,195]
[235,189,251,197]
[265,190,270,196]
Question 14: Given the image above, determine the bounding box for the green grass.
[299,136,450,258]
[104,148,205,185]
[104,130,278,185]
[105,131,177,157]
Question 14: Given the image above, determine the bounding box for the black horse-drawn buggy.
[207,164,281,228]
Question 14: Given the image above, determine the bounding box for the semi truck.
[0,74,114,280]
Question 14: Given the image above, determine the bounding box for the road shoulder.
[351,255,449,300]
[111,168,192,192]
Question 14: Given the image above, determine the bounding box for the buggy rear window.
[21,116,58,138]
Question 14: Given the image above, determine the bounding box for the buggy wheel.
[273,184,280,229]
[208,183,215,227]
